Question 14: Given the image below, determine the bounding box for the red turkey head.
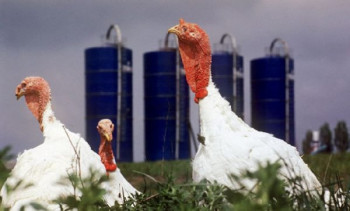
[15,77,51,130]
[97,119,114,142]
[168,18,211,103]
[97,119,117,172]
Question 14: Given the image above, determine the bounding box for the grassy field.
[118,160,192,193]
[303,153,350,189]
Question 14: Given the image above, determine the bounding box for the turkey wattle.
[97,119,139,205]
[0,77,130,209]
[168,19,321,194]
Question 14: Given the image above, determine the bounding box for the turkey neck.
[198,77,253,144]
[178,37,211,103]
[98,136,117,172]
[25,89,54,131]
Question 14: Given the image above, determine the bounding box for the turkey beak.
[168,25,180,36]
[15,85,25,100]
[103,132,112,142]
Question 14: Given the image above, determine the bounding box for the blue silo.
[212,34,244,119]
[144,34,190,161]
[250,38,295,146]
[85,25,133,162]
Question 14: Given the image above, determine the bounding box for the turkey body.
[192,81,321,193]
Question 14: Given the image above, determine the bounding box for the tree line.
[302,121,349,154]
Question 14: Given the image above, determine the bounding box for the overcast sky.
[1,0,350,162]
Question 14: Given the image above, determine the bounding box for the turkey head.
[15,76,52,131]
[168,18,211,103]
[97,119,117,172]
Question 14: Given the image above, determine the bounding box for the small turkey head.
[15,77,52,131]
[97,119,117,172]
[168,18,211,103]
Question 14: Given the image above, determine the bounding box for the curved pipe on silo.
[270,38,292,144]
[250,38,294,145]
[85,25,133,162]
[144,34,190,161]
[164,33,180,160]
[220,34,238,113]
[212,34,244,118]
[106,25,123,160]
[165,32,198,154]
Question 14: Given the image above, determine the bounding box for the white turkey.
[168,19,321,195]
[0,77,136,209]
[96,119,139,205]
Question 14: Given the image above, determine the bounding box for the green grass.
[118,160,192,194]
[304,153,350,190]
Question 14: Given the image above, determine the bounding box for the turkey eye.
[182,26,187,32]
[21,83,26,88]
[110,124,113,128]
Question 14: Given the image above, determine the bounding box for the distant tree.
[319,123,333,153]
[334,121,349,153]
[302,130,313,154]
